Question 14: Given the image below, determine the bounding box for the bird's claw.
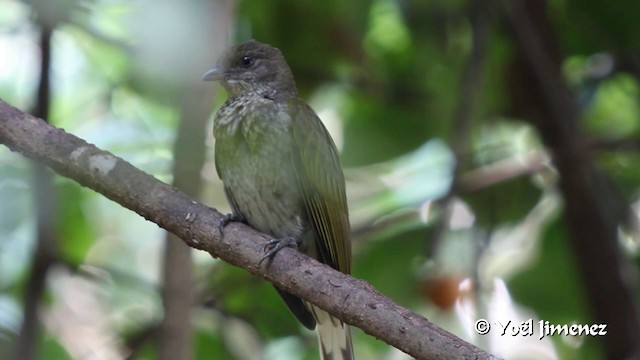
[259,237,300,265]
[218,213,245,236]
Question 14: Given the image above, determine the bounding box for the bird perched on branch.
[203,40,354,360]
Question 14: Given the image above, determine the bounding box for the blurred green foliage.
[1,0,639,359]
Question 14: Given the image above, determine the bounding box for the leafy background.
[1,0,639,359]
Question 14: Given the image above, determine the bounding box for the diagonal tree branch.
[0,99,498,360]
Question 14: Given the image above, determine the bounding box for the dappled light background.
[2,0,640,359]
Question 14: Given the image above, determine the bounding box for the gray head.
[203,40,297,98]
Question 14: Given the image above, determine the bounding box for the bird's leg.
[218,213,246,236]
[259,236,300,265]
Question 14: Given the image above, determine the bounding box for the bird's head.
[203,40,297,98]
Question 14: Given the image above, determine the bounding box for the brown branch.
[0,99,499,360]
[458,151,548,192]
[587,135,640,152]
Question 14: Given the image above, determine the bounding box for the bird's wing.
[288,98,352,273]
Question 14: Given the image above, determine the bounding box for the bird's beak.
[202,67,224,81]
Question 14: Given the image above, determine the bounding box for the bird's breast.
[213,96,306,241]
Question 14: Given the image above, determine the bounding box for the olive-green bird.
[203,40,354,360]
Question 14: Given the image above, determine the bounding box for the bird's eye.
[240,55,253,67]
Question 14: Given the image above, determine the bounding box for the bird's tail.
[309,304,354,360]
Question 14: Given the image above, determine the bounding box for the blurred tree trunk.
[158,1,235,359]
[504,1,640,358]
[13,24,57,360]
[159,91,212,360]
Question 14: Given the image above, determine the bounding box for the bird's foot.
[259,236,300,265]
[218,213,246,236]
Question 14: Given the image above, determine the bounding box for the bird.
[203,40,354,360]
